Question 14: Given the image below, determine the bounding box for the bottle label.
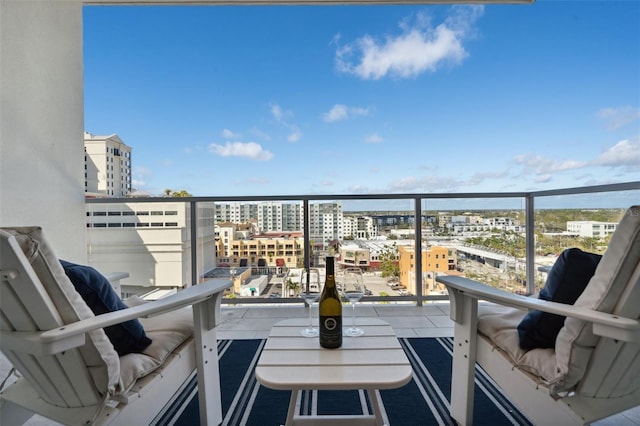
[319,315,342,348]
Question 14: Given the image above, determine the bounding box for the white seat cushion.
[118,303,194,392]
[478,304,558,384]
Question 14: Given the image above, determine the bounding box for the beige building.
[86,201,216,294]
[398,245,453,295]
[84,132,132,198]
[215,222,304,269]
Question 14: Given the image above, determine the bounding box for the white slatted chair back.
[0,227,119,408]
[576,260,640,398]
[554,206,640,396]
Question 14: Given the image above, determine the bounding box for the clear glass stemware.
[300,291,319,337]
[342,267,364,337]
[300,268,321,337]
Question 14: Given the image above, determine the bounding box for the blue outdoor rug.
[152,338,531,426]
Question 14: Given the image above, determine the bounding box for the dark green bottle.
[319,256,342,349]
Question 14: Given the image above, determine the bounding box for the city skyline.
[83,2,639,210]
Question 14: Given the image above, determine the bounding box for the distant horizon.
[84,2,639,209]
[88,189,637,212]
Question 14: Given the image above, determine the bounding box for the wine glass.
[342,267,364,337]
[299,292,319,337]
[300,268,321,337]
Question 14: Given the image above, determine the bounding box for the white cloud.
[250,127,272,141]
[222,129,241,139]
[270,103,293,123]
[596,106,640,130]
[323,104,370,122]
[593,138,640,167]
[364,133,383,143]
[269,103,302,142]
[208,141,274,161]
[288,127,302,143]
[335,6,483,80]
[512,154,587,175]
[387,175,464,192]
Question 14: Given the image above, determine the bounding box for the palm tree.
[285,279,300,297]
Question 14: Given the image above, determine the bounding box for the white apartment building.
[257,202,303,232]
[309,202,344,247]
[343,215,378,239]
[84,132,132,197]
[566,221,618,238]
[215,201,342,248]
[215,202,257,224]
[86,202,216,294]
[484,217,516,227]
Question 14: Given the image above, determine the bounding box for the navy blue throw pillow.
[517,248,602,350]
[60,260,152,356]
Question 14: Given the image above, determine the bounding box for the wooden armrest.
[0,278,232,356]
[437,275,640,342]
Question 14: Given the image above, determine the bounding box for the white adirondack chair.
[0,227,231,425]
[437,206,640,425]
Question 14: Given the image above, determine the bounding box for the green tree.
[379,243,400,280]
[163,189,192,197]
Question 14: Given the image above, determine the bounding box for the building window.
[165,211,178,215]
[123,222,135,227]
[108,223,121,228]
[123,211,135,216]
[137,223,149,227]
[151,211,163,216]
[108,211,121,216]
[151,222,163,227]
[165,222,178,227]
[136,211,149,216]
[92,211,106,216]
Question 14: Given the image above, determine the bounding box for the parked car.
[269,292,280,298]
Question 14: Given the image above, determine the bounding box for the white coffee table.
[255,317,412,426]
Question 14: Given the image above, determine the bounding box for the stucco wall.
[0,0,86,261]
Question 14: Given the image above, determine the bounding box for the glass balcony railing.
[85,181,639,306]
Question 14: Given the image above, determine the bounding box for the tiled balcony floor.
[2,302,639,425]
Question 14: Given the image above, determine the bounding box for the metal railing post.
[190,200,198,287]
[525,195,535,295]
[415,197,423,306]
[303,199,310,293]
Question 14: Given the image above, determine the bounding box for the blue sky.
[83,1,639,207]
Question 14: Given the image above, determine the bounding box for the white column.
[0,0,86,261]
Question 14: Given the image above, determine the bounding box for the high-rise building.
[215,201,343,248]
[84,133,215,295]
[84,132,132,197]
[309,202,344,247]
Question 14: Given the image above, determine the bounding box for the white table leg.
[286,389,301,426]
[368,389,385,426]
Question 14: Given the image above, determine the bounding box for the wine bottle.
[319,256,342,349]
